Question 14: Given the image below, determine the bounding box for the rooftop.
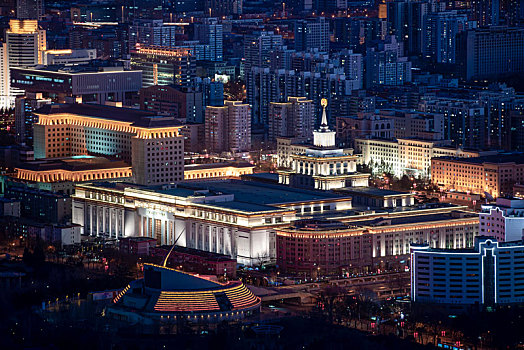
[336,187,411,197]
[434,153,524,164]
[35,103,183,128]
[184,162,254,171]
[16,156,130,172]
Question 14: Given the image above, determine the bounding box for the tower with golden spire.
[313,98,336,148]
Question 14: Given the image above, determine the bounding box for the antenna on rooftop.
[162,227,186,267]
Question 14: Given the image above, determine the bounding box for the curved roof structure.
[109,264,260,322]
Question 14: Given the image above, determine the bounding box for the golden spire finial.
[320,98,328,127]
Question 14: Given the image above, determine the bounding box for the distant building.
[130,46,196,87]
[480,197,524,242]
[336,114,393,148]
[140,85,203,123]
[268,97,314,144]
[431,153,524,199]
[457,27,524,80]
[0,197,20,217]
[6,19,46,99]
[184,162,254,181]
[16,0,43,20]
[411,237,524,311]
[4,185,71,223]
[11,65,142,105]
[356,138,489,178]
[119,237,157,255]
[14,92,51,146]
[418,98,485,149]
[193,18,223,62]
[378,109,444,141]
[365,36,412,87]
[205,101,251,154]
[294,17,330,52]
[42,49,97,66]
[423,11,474,64]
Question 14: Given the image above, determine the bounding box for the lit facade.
[15,156,132,184]
[278,210,479,276]
[480,198,524,242]
[130,46,196,87]
[431,154,524,198]
[184,162,254,180]
[411,237,524,308]
[32,104,184,186]
[278,100,369,190]
[72,180,353,265]
[10,66,142,105]
[107,264,260,325]
[42,49,97,65]
[356,137,485,178]
[6,19,46,99]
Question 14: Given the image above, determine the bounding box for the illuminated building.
[6,19,46,99]
[268,97,314,144]
[205,101,251,154]
[184,162,254,180]
[42,49,97,65]
[107,263,260,325]
[32,103,184,186]
[71,179,353,265]
[356,137,487,178]
[0,43,10,109]
[10,65,142,105]
[278,99,369,190]
[431,154,524,199]
[411,237,524,310]
[6,19,45,67]
[12,155,132,195]
[480,197,524,242]
[277,209,479,276]
[130,46,196,87]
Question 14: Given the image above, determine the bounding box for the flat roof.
[355,212,477,227]
[176,179,345,205]
[86,179,350,214]
[16,156,130,172]
[35,104,183,128]
[184,162,253,171]
[337,187,411,197]
[434,153,524,165]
